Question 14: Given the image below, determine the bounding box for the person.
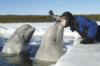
[59,11,100,44]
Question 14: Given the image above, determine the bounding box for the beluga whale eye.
[22,34,25,39]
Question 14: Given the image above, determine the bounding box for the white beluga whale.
[2,24,35,55]
[35,22,65,62]
[55,37,100,66]
[1,24,35,66]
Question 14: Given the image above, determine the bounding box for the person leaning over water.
[58,11,100,44]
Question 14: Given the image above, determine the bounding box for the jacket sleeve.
[87,21,98,39]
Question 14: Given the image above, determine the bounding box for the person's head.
[58,11,75,31]
[60,11,75,28]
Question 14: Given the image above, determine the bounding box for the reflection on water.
[33,59,56,66]
[0,52,32,66]
[0,36,74,66]
[0,53,56,66]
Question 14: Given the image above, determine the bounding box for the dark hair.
[61,11,75,31]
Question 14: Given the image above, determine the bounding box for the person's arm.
[80,23,97,44]
[87,22,97,39]
[77,22,87,38]
[76,16,91,38]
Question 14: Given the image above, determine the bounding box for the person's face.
[60,16,68,27]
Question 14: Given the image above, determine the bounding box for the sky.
[0,0,100,15]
